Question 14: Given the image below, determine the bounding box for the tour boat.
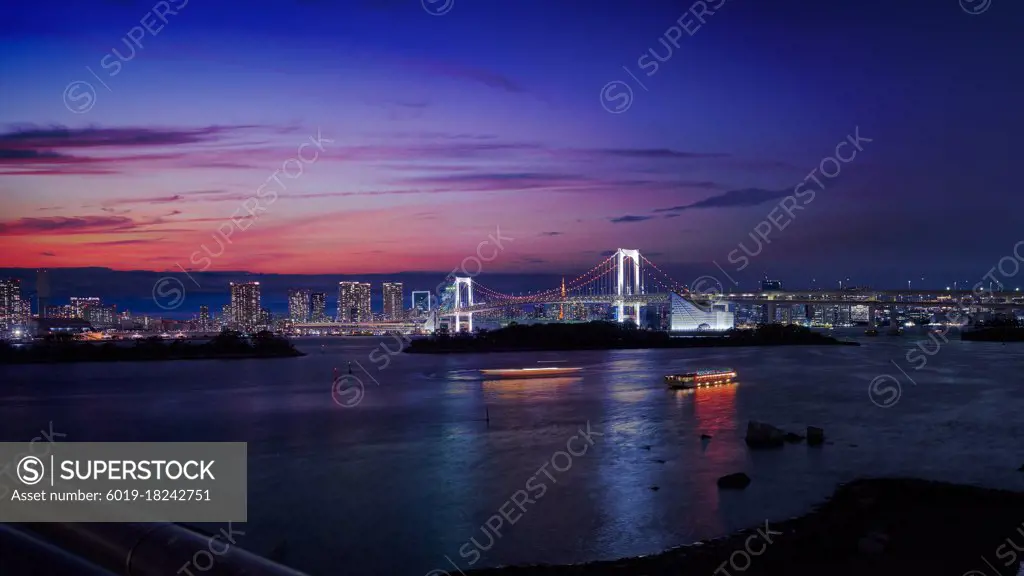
[480,366,583,379]
[664,369,737,389]
[865,328,879,336]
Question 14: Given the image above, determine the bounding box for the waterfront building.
[0,279,21,332]
[36,269,50,317]
[288,289,312,322]
[70,297,101,319]
[382,282,403,320]
[199,305,210,330]
[412,291,431,316]
[311,292,327,322]
[230,282,261,332]
[84,304,117,329]
[670,293,734,331]
[338,282,372,322]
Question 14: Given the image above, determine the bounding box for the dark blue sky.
[1,0,1023,312]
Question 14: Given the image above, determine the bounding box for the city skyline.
[2,0,1022,289]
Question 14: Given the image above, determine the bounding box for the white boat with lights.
[480,366,583,379]
[665,369,737,389]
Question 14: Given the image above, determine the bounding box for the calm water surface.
[1,330,1022,575]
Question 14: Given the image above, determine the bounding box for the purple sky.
[1,0,1023,292]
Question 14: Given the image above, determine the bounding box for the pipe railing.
[3,522,309,576]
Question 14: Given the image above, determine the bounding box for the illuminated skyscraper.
[288,289,312,322]
[36,269,50,317]
[338,282,371,322]
[199,305,210,329]
[0,279,21,331]
[412,291,431,315]
[230,282,261,332]
[84,305,117,328]
[382,282,403,320]
[311,292,327,322]
[70,297,101,319]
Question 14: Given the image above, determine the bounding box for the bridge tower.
[615,249,642,324]
[453,277,474,332]
[559,277,565,321]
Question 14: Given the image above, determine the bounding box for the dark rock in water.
[700,434,712,440]
[652,458,666,464]
[717,472,751,490]
[745,421,784,448]
[650,485,660,491]
[784,432,805,443]
[641,445,651,451]
[849,444,859,448]
[807,426,825,446]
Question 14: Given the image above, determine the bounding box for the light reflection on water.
[0,331,1022,576]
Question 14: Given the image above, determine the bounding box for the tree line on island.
[0,331,304,364]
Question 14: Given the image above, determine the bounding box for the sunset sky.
[2,0,1022,291]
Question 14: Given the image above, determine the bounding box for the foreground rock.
[745,420,785,449]
[465,478,1024,575]
[807,426,825,446]
[717,472,751,490]
[784,432,805,443]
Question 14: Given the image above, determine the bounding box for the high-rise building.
[84,305,117,329]
[288,289,312,322]
[0,279,21,331]
[311,292,327,322]
[338,282,371,322]
[19,297,31,324]
[230,282,261,332]
[382,282,403,320]
[70,297,101,319]
[199,305,210,329]
[46,304,74,319]
[36,269,50,318]
[412,291,431,315]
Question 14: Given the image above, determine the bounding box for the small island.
[405,321,856,354]
[961,318,1024,342]
[0,330,305,364]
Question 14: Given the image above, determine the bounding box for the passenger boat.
[865,328,879,336]
[664,369,737,389]
[480,366,583,379]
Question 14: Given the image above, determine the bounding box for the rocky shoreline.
[467,478,1024,575]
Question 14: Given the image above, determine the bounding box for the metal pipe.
[19,522,308,576]
[0,523,116,575]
